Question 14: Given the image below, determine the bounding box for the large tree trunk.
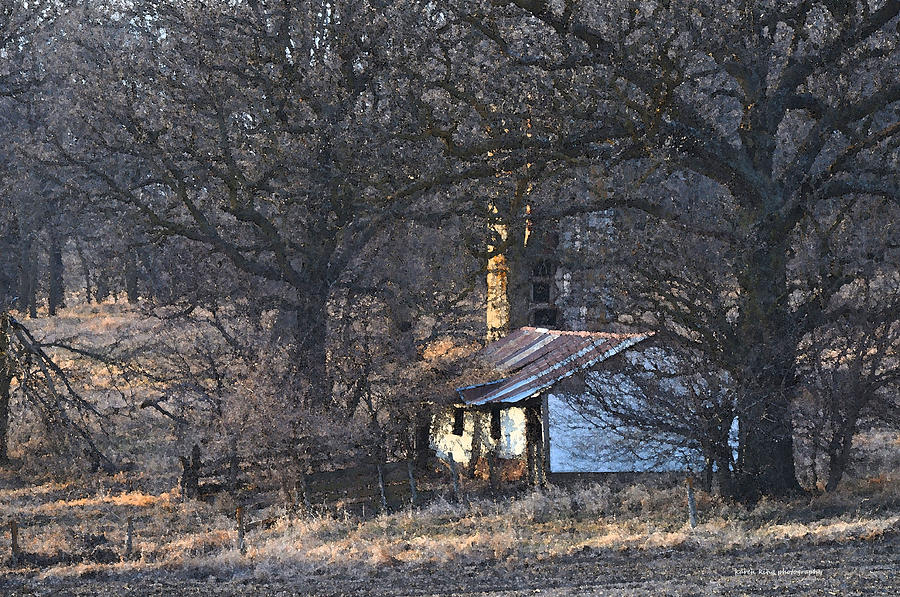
[0,375,10,464]
[293,293,331,408]
[698,402,738,497]
[715,451,735,498]
[734,242,803,499]
[413,406,433,469]
[0,313,12,464]
[708,420,736,498]
[124,248,139,304]
[94,274,111,303]
[48,229,66,316]
[17,239,37,318]
[738,389,801,498]
[75,238,94,303]
[825,405,860,492]
[524,400,545,486]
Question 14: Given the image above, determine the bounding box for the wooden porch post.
[540,394,551,486]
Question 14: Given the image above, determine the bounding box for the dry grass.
[2,303,897,586]
[3,464,895,584]
[233,468,898,583]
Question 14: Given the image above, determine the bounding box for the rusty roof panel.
[457,379,507,404]
[479,328,528,359]
[494,334,557,371]
[457,327,653,405]
[489,332,544,366]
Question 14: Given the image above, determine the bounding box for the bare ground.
[0,531,896,596]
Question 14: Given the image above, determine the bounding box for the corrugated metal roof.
[457,327,653,405]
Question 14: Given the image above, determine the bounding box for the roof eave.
[459,331,653,406]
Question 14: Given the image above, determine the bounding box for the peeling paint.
[430,407,526,465]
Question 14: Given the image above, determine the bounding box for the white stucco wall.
[547,393,705,473]
[431,406,526,465]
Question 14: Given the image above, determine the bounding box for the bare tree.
[0,311,114,470]
[797,273,900,491]
[7,0,896,499]
[393,0,900,498]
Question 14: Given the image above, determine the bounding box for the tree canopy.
[0,0,897,498]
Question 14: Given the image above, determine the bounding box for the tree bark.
[736,349,801,499]
[17,240,37,318]
[525,402,544,487]
[227,436,239,496]
[809,426,820,490]
[739,392,800,498]
[180,443,202,499]
[825,406,860,492]
[0,313,12,464]
[124,248,139,304]
[705,412,737,498]
[0,376,10,464]
[734,240,803,499]
[702,458,713,493]
[48,229,65,316]
[413,406,432,469]
[293,296,331,407]
[75,238,93,303]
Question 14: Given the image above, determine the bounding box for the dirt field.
[0,531,896,596]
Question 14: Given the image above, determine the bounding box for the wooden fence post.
[407,460,418,507]
[124,516,133,559]
[526,442,535,486]
[448,453,461,503]
[703,458,713,493]
[298,473,312,517]
[236,506,246,554]
[488,450,503,491]
[540,394,551,488]
[686,476,698,529]
[377,463,388,514]
[9,520,20,564]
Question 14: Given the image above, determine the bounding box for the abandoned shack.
[430,326,670,482]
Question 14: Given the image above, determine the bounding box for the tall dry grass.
[2,463,896,583]
[3,304,897,583]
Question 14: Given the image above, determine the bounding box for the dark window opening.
[532,281,550,303]
[532,259,555,277]
[533,308,558,327]
[452,409,465,436]
[490,406,502,440]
